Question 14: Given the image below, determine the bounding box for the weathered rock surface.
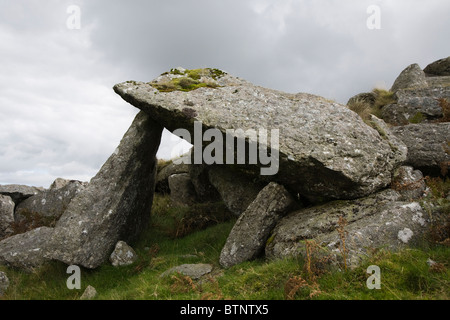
[382,87,450,125]
[114,69,406,202]
[390,123,450,174]
[426,76,450,87]
[367,115,408,155]
[50,178,88,191]
[0,271,9,296]
[160,263,213,280]
[156,153,190,194]
[15,180,86,229]
[0,227,54,272]
[0,185,42,205]
[220,182,295,268]
[109,241,138,267]
[0,195,15,240]
[46,111,163,269]
[208,166,265,216]
[168,173,197,206]
[266,190,429,267]
[188,162,221,202]
[392,166,426,201]
[80,285,97,300]
[390,63,428,92]
[424,56,450,77]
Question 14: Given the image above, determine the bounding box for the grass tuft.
[347,88,396,121]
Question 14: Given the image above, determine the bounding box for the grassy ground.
[1,186,449,300]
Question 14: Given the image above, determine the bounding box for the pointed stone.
[109,241,138,267]
[390,63,428,92]
[46,111,163,269]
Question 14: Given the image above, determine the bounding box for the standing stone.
[220,182,295,268]
[47,111,163,269]
[168,173,197,206]
[390,63,428,92]
[109,241,138,267]
[114,68,406,203]
[0,271,9,296]
[0,195,15,240]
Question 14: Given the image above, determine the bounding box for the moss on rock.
[151,68,226,92]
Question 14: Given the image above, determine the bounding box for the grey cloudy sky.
[1,0,449,187]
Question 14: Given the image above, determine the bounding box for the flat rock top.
[0,185,43,204]
[114,68,385,170]
[114,68,406,201]
[160,263,213,280]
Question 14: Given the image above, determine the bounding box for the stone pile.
[0,58,448,273]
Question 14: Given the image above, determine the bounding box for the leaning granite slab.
[45,111,163,269]
[220,182,295,268]
[114,68,406,202]
[265,189,429,268]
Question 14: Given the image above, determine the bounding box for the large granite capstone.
[114,68,406,202]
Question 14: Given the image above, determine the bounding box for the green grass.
[1,191,449,300]
[409,112,426,124]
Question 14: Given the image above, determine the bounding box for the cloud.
[1,0,449,187]
[0,2,137,186]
